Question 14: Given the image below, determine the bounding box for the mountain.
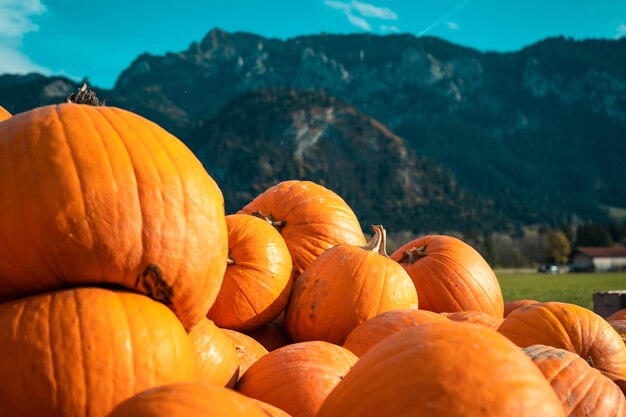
[1,30,625,232]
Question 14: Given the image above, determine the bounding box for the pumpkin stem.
[361,225,389,257]
[587,356,594,368]
[251,210,286,232]
[397,246,427,265]
[227,249,235,266]
[65,83,106,106]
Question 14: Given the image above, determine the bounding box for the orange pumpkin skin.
[609,320,626,344]
[251,399,293,417]
[343,309,448,357]
[223,329,269,377]
[442,311,503,330]
[0,288,195,417]
[108,382,268,417]
[0,104,227,329]
[239,180,366,281]
[606,308,626,322]
[319,322,565,417]
[249,317,293,351]
[208,214,292,332]
[188,318,240,388]
[504,299,539,317]
[524,345,626,417]
[391,235,504,317]
[237,341,358,417]
[0,106,11,121]
[499,302,626,392]
[285,226,418,344]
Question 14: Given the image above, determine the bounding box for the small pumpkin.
[285,225,418,344]
[609,320,626,344]
[237,341,358,417]
[504,299,539,317]
[208,214,292,332]
[441,311,503,330]
[108,382,268,417]
[524,344,626,417]
[239,180,366,281]
[498,302,626,392]
[0,288,195,417]
[319,322,565,417]
[0,93,227,329]
[188,318,239,388]
[606,308,626,322]
[391,235,504,317]
[222,329,269,377]
[0,106,11,121]
[343,309,448,357]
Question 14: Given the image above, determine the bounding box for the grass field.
[496,272,626,310]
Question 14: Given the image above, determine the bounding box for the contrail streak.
[417,0,474,36]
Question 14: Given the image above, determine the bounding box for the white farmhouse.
[571,246,626,272]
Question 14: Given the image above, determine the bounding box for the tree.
[544,229,571,264]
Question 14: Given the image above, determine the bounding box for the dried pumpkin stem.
[65,83,106,106]
[361,225,388,257]
[251,210,286,232]
[398,246,428,265]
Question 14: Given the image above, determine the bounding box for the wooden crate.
[593,291,626,318]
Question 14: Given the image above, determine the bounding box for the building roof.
[574,246,626,258]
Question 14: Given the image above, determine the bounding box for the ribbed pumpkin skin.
[504,299,539,317]
[609,320,626,343]
[343,309,448,357]
[251,399,293,417]
[188,318,239,388]
[0,106,11,121]
[442,311,504,330]
[319,322,565,417]
[0,104,227,328]
[391,235,504,317]
[0,288,195,417]
[240,180,366,281]
[223,329,269,377]
[498,302,626,392]
[286,227,418,344]
[524,345,626,417]
[237,341,358,417]
[208,214,292,332]
[606,308,626,322]
[108,382,268,417]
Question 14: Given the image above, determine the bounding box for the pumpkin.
[609,320,626,344]
[251,399,293,417]
[0,106,11,121]
[441,311,503,330]
[249,314,293,351]
[188,318,240,388]
[318,322,566,417]
[208,214,292,332]
[343,309,448,357]
[606,308,626,322]
[504,299,538,317]
[239,180,366,281]
[237,341,358,417]
[524,345,626,417]
[222,329,269,377]
[285,225,418,344]
[391,235,504,317]
[0,97,227,329]
[108,382,268,417]
[498,302,626,392]
[0,287,195,417]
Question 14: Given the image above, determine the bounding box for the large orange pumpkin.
[251,399,293,417]
[188,318,240,388]
[441,311,503,330]
[208,214,292,332]
[0,101,227,328]
[499,302,626,392]
[391,235,504,317]
[108,382,268,417]
[222,329,269,377]
[318,322,565,417]
[237,341,358,417]
[524,345,626,417]
[0,288,195,417]
[0,106,11,121]
[285,225,418,344]
[239,180,366,281]
[343,309,448,357]
[504,299,538,317]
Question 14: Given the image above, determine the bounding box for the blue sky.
[1,0,625,88]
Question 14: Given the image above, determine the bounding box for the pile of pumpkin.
[0,94,625,417]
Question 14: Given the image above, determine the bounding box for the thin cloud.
[445,21,460,30]
[324,0,398,32]
[380,25,399,33]
[616,23,626,39]
[0,45,51,75]
[418,0,472,36]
